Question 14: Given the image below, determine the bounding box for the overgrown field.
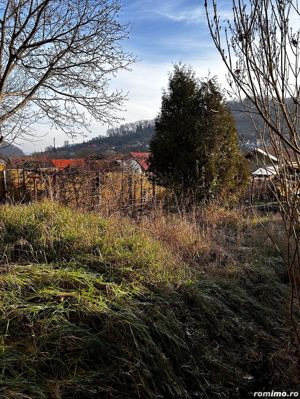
[0,202,298,398]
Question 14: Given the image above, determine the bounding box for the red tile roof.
[130,152,150,172]
[51,159,85,170]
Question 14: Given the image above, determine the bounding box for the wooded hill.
[0,141,24,158]
[40,101,269,158]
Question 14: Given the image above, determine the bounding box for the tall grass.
[0,201,298,398]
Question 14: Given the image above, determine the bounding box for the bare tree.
[0,0,134,142]
[205,0,300,345]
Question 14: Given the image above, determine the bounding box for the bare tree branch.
[205,0,300,346]
[0,0,135,141]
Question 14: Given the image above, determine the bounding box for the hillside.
[40,97,298,158]
[229,101,263,145]
[43,120,155,158]
[0,202,298,398]
[41,102,262,158]
[0,141,24,158]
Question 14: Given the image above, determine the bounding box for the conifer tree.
[149,64,248,201]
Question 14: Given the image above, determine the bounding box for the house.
[128,152,150,174]
[251,166,278,178]
[246,146,300,202]
[245,146,300,178]
[245,147,278,175]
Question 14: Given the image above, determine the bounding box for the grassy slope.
[0,202,298,398]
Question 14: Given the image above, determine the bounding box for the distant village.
[0,112,297,209]
[0,138,298,212]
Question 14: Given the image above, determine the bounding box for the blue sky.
[24,0,230,153]
[121,0,211,61]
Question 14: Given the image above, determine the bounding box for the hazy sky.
[21,0,230,154]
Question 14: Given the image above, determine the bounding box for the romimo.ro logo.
[253,392,299,398]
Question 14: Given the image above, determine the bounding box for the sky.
[21,0,230,154]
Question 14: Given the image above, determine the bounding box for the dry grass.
[0,201,298,398]
[137,205,285,272]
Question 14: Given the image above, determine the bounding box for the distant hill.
[41,120,155,158]
[40,101,265,158]
[229,101,262,145]
[0,142,25,158]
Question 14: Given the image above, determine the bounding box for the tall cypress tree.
[149,64,248,201]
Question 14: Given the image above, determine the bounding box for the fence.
[0,167,165,214]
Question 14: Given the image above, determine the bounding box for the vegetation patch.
[0,202,298,398]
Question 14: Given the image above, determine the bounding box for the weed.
[0,202,298,398]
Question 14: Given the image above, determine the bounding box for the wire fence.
[0,167,166,215]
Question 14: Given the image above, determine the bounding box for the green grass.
[0,201,298,398]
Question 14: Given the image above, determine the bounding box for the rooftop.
[130,152,150,172]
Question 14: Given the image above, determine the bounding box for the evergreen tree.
[149,64,248,202]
